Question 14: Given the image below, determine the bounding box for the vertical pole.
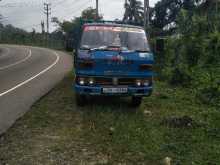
[0,29,1,43]
[144,0,147,30]
[96,0,99,20]
[146,0,150,28]
[46,5,49,34]
[44,3,51,46]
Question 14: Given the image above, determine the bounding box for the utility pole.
[44,2,51,43]
[41,21,45,34]
[144,0,150,30]
[44,3,51,34]
[147,0,150,28]
[144,0,147,30]
[96,0,99,20]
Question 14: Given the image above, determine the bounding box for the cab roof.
[84,23,144,30]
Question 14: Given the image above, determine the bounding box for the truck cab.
[74,22,154,106]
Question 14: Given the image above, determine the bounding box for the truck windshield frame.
[80,25,150,52]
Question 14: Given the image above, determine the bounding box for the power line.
[0,0,94,31]
[57,0,91,20]
[19,23,41,30]
[52,0,78,9]
[51,0,90,16]
[0,1,43,8]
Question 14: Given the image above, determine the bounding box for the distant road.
[0,45,73,135]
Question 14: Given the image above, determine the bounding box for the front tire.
[131,96,142,107]
[75,94,86,106]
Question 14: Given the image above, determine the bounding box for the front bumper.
[74,84,153,97]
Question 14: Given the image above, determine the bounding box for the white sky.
[0,0,159,32]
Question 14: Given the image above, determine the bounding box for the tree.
[150,0,200,35]
[81,7,103,20]
[54,7,103,50]
[151,0,182,32]
[123,0,144,25]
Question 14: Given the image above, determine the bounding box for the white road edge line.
[0,49,32,70]
[0,50,60,97]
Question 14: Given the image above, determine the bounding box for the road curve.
[0,45,73,135]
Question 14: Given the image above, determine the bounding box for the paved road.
[0,45,73,135]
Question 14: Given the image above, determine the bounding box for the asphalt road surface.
[0,45,73,135]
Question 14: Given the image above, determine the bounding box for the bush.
[192,67,220,107]
[169,67,192,86]
[154,8,220,107]
[198,86,220,107]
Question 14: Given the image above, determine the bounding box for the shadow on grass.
[78,96,140,113]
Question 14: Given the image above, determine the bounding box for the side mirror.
[155,38,165,53]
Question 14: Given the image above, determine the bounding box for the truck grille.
[95,77,135,86]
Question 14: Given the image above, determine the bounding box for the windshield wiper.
[133,49,151,53]
[91,45,124,51]
[80,45,108,51]
[81,45,130,52]
[80,45,91,50]
[91,46,109,51]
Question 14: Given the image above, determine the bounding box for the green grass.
[0,74,219,165]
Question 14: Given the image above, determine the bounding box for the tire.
[131,96,142,107]
[75,94,86,106]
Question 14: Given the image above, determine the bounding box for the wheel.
[75,94,86,106]
[131,96,142,107]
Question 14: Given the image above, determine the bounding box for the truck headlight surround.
[143,80,150,86]
[88,78,95,85]
[135,80,142,87]
[78,78,85,85]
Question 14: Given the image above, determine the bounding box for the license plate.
[103,88,128,94]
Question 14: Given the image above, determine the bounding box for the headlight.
[135,79,151,87]
[136,80,142,86]
[77,77,95,86]
[88,78,95,85]
[143,80,150,86]
[79,78,85,85]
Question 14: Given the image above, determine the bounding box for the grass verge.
[0,73,219,165]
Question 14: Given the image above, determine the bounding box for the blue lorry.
[74,22,154,106]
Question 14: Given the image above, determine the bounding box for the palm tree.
[123,0,144,25]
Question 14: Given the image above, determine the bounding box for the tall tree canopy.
[81,7,103,20]
[149,0,209,35]
[53,7,103,50]
[123,0,144,25]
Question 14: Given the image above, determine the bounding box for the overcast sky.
[0,0,159,32]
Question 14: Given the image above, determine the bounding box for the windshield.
[80,26,150,52]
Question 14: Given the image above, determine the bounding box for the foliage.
[151,0,182,31]
[81,7,103,20]
[149,0,213,36]
[158,7,220,107]
[0,23,64,49]
[123,0,144,25]
[53,7,103,51]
